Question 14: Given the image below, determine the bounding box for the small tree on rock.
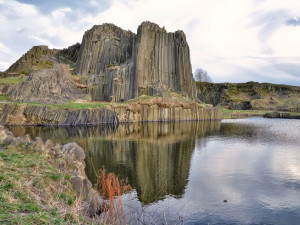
[194,68,212,82]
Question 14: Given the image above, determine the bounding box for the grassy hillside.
[197,82,300,112]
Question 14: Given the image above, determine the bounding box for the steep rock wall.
[58,43,81,63]
[75,22,197,102]
[0,102,221,126]
[135,22,197,100]
[76,24,135,75]
[111,103,221,123]
[0,104,118,126]
[75,24,136,101]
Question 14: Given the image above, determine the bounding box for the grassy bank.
[0,144,87,224]
[0,94,109,109]
[218,106,300,119]
[0,93,210,110]
[218,106,268,119]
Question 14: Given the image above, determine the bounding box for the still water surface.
[10,118,300,224]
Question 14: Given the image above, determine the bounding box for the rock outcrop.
[0,103,118,125]
[58,43,81,63]
[76,23,135,102]
[197,82,300,111]
[110,97,221,123]
[75,22,197,102]
[6,46,60,74]
[9,64,88,104]
[0,97,221,126]
[134,22,197,100]
[6,44,80,75]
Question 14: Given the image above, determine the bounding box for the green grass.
[33,61,53,70]
[0,76,24,85]
[6,101,109,109]
[217,106,300,119]
[44,102,109,109]
[217,106,269,119]
[0,145,87,225]
[0,95,11,101]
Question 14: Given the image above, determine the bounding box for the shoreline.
[0,126,104,224]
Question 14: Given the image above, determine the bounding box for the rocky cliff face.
[0,98,221,126]
[6,46,60,74]
[9,64,87,104]
[6,44,80,75]
[134,22,197,100]
[197,82,300,111]
[0,103,118,125]
[58,43,81,63]
[75,22,197,101]
[75,24,135,101]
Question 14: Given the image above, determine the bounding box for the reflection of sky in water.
[130,118,300,224]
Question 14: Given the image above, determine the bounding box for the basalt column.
[134,22,197,100]
[76,24,136,101]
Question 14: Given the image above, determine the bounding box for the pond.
[9,118,300,224]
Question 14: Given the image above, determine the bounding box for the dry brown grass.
[97,168,131,224]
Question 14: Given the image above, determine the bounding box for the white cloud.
[51,7,72,20]
[79,0,300,85]
[28,35,50,45]
[0,0,299,85]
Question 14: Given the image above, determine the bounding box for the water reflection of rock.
[9,121,221,204]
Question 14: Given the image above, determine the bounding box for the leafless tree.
[194,68,212,82]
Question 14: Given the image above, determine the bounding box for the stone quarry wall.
[75,22,197,102]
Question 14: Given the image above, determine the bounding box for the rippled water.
[9,118,300,224]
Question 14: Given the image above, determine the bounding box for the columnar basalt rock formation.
[0,21,223,124]
[75,24,135,101]
[75,21,197,102]
[134,22,197,100]
[0,99,221,126]
[0,103,118,126]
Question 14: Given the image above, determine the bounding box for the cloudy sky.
[1,0,300,85]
